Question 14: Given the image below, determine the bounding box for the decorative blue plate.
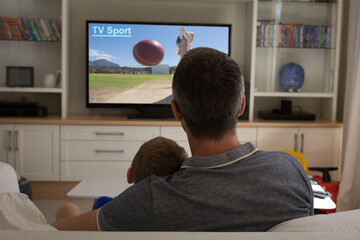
[279,62,305,92]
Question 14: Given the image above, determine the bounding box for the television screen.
[86,21,231,111]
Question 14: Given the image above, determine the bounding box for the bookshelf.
[248,0,342,122]
[0,0,69,117]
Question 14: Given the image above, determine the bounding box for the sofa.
[0,162,359,239]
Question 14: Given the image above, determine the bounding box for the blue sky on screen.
[88,23,230,67]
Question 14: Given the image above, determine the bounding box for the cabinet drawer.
[236,127,257,144]
[61,161,131,181]
[61,141,144,161]
[160,127,191,155]
[61,125,160,141]
[160,126,187,141]
[161,126,257,147]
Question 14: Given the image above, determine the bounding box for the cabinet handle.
[300,133,304,153]
[7,131,12,151]
[95,132,125,136]
[294,133,298,151]
[14,131,19,151]
[95,149,124,153]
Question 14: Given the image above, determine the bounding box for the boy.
[127,136,188,184]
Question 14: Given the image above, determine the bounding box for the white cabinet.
[60,125,161,181]
[257,127,341,181]
[160,126,191,156]
[0,124,59,181]
[160,126,258,157]
[1,122,344,182]
[61,125,257,181]
[257,127,299,151]
[236,127,257,145]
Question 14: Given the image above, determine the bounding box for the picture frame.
[6,66,34,87]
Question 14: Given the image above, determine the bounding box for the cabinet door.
[300,128,341,181]
[15,124,60,181]
[236,127,257,145]
[257,127,299,151]
[257,127,342,181]
[0,124,15,167]
[160,126,191,156]
[161,126,258,156]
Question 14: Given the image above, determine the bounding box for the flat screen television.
[86,20,232,118]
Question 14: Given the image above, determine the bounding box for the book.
[1,17,11,39]
[37,18,49,40]
[282,24,293,47]
[6,17,22,40]
[256,21,262,47]
[33,18,46,40]
[44,19,57,40]
[53,18,62,39]
[293,24,304,48]
[49,18,61,40]
[18,18,26,40]
[19,17,31,40]
[29,18,41,40]
[23,17,36,41]
[0,18,6,40]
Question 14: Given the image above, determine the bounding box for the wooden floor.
[31,181,93,223]
[32,181,79,199]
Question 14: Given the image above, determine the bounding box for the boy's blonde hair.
[131,137,188,183]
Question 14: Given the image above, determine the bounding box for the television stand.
[127,106,174,119]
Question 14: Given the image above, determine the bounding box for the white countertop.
[67,168,131,199]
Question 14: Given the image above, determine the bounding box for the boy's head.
[127,137,189,184]
[172,47,245,140]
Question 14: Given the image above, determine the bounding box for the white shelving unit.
[248,0,343,122]
[0,0,343,121]
[0,0,69,117]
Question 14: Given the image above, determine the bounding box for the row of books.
[257,21,334,49]
[0,16,61,41]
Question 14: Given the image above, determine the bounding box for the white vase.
[43,74,56,88]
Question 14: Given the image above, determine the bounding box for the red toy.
[310,167,339,214]
[133,39,164,66]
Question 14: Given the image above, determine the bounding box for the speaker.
[281,100,292,114]
[6,66,34,87]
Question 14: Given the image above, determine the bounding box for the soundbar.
[259,111,316,121]
[0,107,48,117]
[0,100,48,117]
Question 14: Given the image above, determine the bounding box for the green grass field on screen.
[89,74,172,90]
[88,73,173,103]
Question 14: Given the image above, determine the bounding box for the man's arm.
[51,209,99,231]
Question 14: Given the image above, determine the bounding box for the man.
[52,47,313,231]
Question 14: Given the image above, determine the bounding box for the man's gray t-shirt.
[97,142,313,231]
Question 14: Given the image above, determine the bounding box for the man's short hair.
[131,137,188,183]
[172,47,245,140]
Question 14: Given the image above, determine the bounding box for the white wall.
[69,0,248,116]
